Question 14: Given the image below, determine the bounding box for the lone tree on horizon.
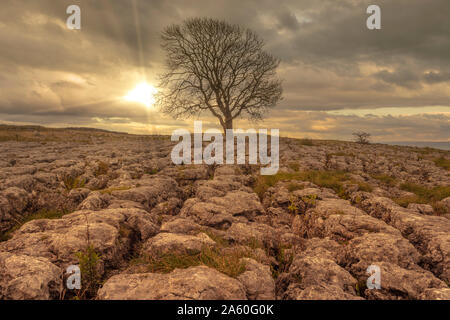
[156,18,283,132]
[353,131,371,144]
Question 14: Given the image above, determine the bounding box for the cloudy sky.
[0,0,449,142]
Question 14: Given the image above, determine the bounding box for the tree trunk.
[223,117,233,133]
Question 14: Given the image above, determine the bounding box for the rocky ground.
[0,125,449,300]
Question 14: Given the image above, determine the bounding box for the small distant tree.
[156,17,283,132]
[353,131,371,144]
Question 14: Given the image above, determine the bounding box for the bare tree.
[156,18,283,132]
[352,131,371,144]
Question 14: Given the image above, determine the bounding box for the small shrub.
[76,245,102,298]
[94,161,109,177]
[63,176,86,191]
[301,194,318,208]
[355,280,367,297]
[288,198,299,214]
[271,245,294,279]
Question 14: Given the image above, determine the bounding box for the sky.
[0,0,449,142]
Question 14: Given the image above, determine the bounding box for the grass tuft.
[63,176,86,191]
[99,185,131,194]
[130,246,252,278]
[253,170,353,199]
[393,182,450,215]
[0,209,69,242]
[371,174,397,187]
[75,244,102,298]
[94,161,109,177]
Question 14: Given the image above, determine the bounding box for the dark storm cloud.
[0,0,449,140]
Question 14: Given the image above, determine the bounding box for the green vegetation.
[253,169,374,200]
[414,147,436,155]
[0,209,69,242]
[75,245,102,298]
[288,197,299,214]
[130,171,144,179]
[271,245,294,279]
[130,246,253,278]
[355,280,367,297]
[400,183,450,202]
[371,174,397,187]
[288,162,300,171]
[393,182,450,215]
[254,170,349,199]
[94,161,109,177]
[356,181,373,192]
[63,176,86,191]
[201,230,230,247]
[287,182,304,192]
[298,138,314,146]
[99,185,131,194]
[130,230,268,278]
[301,194,318,208]
[434,157,450,171]
[145,168,159,175]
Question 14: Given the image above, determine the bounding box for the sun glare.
[124,82,157,108]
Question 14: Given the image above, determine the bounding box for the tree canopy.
[156,18,283,131]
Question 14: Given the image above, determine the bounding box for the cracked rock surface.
[0,127,449,300]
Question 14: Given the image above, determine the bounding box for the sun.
[124,82,157,108]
